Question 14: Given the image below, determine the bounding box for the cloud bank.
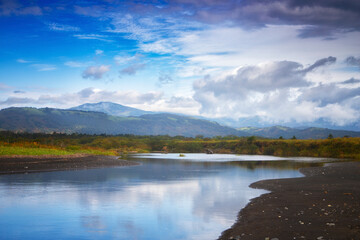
[0,88,163,108]
[194,57,360,125]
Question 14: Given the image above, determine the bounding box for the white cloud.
[31,64,56,71]
[114,53,144,65]
[95,49,104,55]
[120,63,146,75]
[114,55,138,65]
[114,53,146,76]
[82,65,110,80]
[131,96,201,116]
[139,39,179,54]
[158,73,174,85]
[300,83,360,106]
[74,34,112,42]
[107,14,160,42]
[47,22,80,32]
[17,59,31,63]
[64,61,87,68]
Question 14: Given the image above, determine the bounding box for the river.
[0,153,334,240]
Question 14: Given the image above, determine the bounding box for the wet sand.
[0,154,139,174]
[219,162,360,240]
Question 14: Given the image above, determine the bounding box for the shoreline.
[0,154,139,174]
[218,161,360,240]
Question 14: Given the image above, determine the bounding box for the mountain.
[0,107,247,137]
[239,126,360,139]
[70,102,154,117]
[69,102,360,134]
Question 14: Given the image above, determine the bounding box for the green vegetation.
[0,145,115,156]
[0,145,73,156]
[0,132,118,156]
[1,131,360,159]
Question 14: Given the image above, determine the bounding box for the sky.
[0,0,360,128]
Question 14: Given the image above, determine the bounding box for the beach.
[219,161,360,240]
[0,154,139,174]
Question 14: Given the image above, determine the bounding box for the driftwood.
[205,148,214,154]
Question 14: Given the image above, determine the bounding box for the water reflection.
[0,154,334,240]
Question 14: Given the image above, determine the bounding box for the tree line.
[1,131,360,159]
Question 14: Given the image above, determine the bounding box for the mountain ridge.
[0,107,246,137]
[70,102,155,117]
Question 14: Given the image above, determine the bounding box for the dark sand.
[219,162,360,240]
[0,154,139,174]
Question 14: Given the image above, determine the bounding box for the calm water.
[0,154,333,240]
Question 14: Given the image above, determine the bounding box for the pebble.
[229,236,241,240]
[317,237,324,240]
[326,222,336,226]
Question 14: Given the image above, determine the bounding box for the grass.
[0,143,117,156]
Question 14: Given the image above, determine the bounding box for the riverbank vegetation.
[1,131,360,159]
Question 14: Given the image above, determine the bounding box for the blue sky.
[1,0,360,127]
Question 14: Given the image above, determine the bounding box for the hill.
[238,126,360,139]
[0,107,246,137]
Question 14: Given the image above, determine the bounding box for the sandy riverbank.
[219,161,360,240]
[0,154,139,174]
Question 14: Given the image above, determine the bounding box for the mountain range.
[0,107,243,137]
[71,102,360,132]
[0,102,359,139]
